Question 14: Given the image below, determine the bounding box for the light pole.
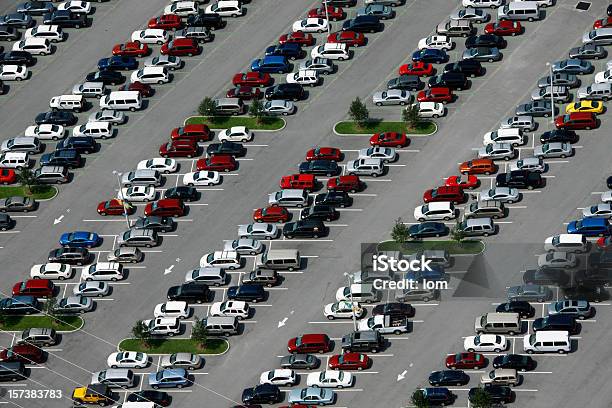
[324,0,331,35]
[112,170,131,229]
[344,272,358,331]
[546,62,554,128]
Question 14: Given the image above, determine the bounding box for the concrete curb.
[36,186,59,202]
[183,116,286,132]
[332,121,438,137]
[116,338,231,356]
[375,239,485,256]
[0,316,84,334]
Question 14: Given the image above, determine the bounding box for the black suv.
[48,247,90,265]
[315,191,353,207]
[495,170,542,190]
[283,220,327,239]
[342,15,382,33]
[575,269,612,287]
[495,301,534,318]
[40,149,82,169]
[372,302,415,318]
[539,129,578,144]
[227,284,266,302]
[298,160,339,177]
[43,10,87,28]
[533,314,578,334]
[206,141,246,157]
[0,214,13,231]
[86,70,125,86]
[265,83,305,101]
[132,216,175,232]
[35,111,77,126]
[167,283,209,304]
[300,205,339,222]
[241,384,281,405]
[341,330,385,353]
[444,60,484,77]
[0,51,34,66]
[428,72,468,91]
[386,74,422,91]
[56,137,97,154]
[522,267,570,287]
[465,34,507,49]
[186,13,226,30]
[469,385,512,405]
[563,284,608,302]
[164,186,198,202]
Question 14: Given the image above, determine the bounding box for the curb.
[57,316,85,333]
[332,121,438,137]
[183,116,286,132]
[116,338,230,356]
[375,239,485,256]
[35,186,59,202]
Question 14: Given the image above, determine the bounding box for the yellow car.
[565,100,605,114]
[72,384,114,405]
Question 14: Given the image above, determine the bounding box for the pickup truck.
[357,314,409,335]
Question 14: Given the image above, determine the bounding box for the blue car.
[250,55,291,73]
[59,231,101,248]
[567,217,611,237]
[411,48,448,64]
[148,369,190,389]
[408,222,448,239]
[405,266,448,282]
[97,56,138,71]
[264,43,304,60]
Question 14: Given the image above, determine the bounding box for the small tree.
[198,97,215,118]
[391,217,409,246]
[410,389,429,408]
[348,97,369,128]
[249,99,265,124]
[402,103,421,131]
[450,221,466,244]
[469,387,493,408]
[44,297,59,326]
[191,317,208,350]
[0,307,7,327]
[132,320,152,348]
[16,168,37,195]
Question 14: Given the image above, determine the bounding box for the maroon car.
[445,352,486,370]
[159,140,198,158]
[226,86,262,100]
[119,81,153,97]
[0,345,45,364]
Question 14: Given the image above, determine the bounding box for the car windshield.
[485,144,493,153]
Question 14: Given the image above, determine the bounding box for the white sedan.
[182,171,221,186]
[306,370,354,388]
[137,158,177,174]
[260,369,297,386]
[358,146,397,163]
[464,334,508,353]
[583,203,612,218]
[410,102,445,118]
[131,29,169,45]
[292,18,328,33]
[25,124,65,140]
[602,191,612,203]
[595,69,612,84]
[0,65,28,81]
[30,263,73,280]
[165,1,199,17]
[120,186,156,202]
[154,301,190,319]
[144,55,182,71]
[323,301,365,320]
[417,35,453,51]
[237,223,279,240]
[218,126,253,143]
[537,251,577,268]
[58,1,92,14]
[107,351,149,369]
[479,187,520,204]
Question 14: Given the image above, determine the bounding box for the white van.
[483,128,525,147]
[544,234,588,253]
[523,330,571,354]
[498,1,541,21]
[100,91,142,111]
[72,121,114,139]
[0,152,29,169]
[49,94,85,112]
[81,262,124,281]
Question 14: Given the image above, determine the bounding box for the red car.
[596,236,612,250]
[112,41,150,57]
[305,147,342,161]
[594,16,612,29]
[280,174,316,191]
[423,186,466,204]
[97,199,135,216]
[0,169,16,185]
[555,112,597,130]
[308,6,345,21]
[417,87,453,104]
[226,86,262,100]
[159,140,198,158]
[171,124,211,142]
[484,20,522,36]
[119,81,153,97]
[327,175,363,193]
[369,132,408,147]
[196,156,237,172]
[12,279,55,298]
[445,352,486,370]
[398,61,434,77]
[278,31,315,46]
[232,72,273,87]
[144,199,185,217]
[444,174,479,190]
[287,334,331,354]
[148,14,183,30]
[328,352,370,370]
[0,345,45,364]
[161,38,200,56]
[253,206,290,223]
[327,30,366,47]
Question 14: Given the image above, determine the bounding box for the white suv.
[143,317,181,336]
[154,301,190,319]
[346,158,385,177]
[311,43,350,61]
[286,69,320,87]
[131,29,169,45]
[199,250,241,269]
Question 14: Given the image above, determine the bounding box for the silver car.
[356,4,395,19]
[530,86,569,102]
[507,284,553,302]
[88,110,126,125]
[582,203,612,218]
[547,300,593,319]
[450,7,490,23]
[144,55,182,70]
[107,247,143,263]
[264,100,295,116]
[372,89,411,106]
[478,143,516,161]
[160,353,202,370]
[299,58,335,75]
[509,157,545,173]
[223,238,263,255]
[551,59,593,75]
[462,46,501,62]
[73,281,110,297]
[55,296,93,314]
[537,73,580,88]
[568,43,607,60]
[576,82,612,100]
[238,223,279,240]
[357,146,397,163]
[533,142,573,159]
[500,116,536,131]
[537,251,577,268]
[479,187,520,203]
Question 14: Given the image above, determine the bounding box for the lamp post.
[546,62,554,128]
[344,272,358,331]
[112,170,131,229]
[324,0,331,35]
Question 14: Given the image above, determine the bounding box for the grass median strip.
[377,240,484,255]
[0,315,83,332]
[0,185,57,200]
[185,116,285,131]
[334,120,436,135]
[118,338,229,355]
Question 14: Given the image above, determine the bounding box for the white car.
[107,352,149,369]
[12,38,52,55]
[464,334,508,353]
[264,100,296,116]
[210,300,250,319]
[450,7,490,23]
[414,202,458,222]
[222,238,263,255]
[205,0,243,17]
[357,147,397,163]
[238,223,279,240]
[461,0,502,7]
[292,18,328,33]
[537,251,577,268]
[479,187,520,203]
[218,126,253,143]
[417,35,453,51]
[88,110,126,125]
[0,65,28,81]
[260,369,297,386]
[143,317,181,336]
[80,262,123,281]
[595,69,612,84]
[583,203,612,218]
[73,281,110,297]
[166,1,200,16]
[30,263,73,280]
[131,67,169,85]
[154,301,190,319]
[182,171,221,186]
[25,124,65,140]
[478,143,516,161]
[410,102,445,118]
[311,43,350,61]
[323,301,365,320]
[58,1,92,14]
[286,69,320,87]
[131,29,169,45]
[137,158,177,174]
[602,191,612,203]
[144,55,182,71]
[25,25,65,43]
[372,89,411,106]
[306,370,354,388]
[120,186,156,202]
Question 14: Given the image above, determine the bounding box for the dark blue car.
[250,56,291,73]
[567,217,611,237]
[264,43,304,60]
[59,231,101,248]
[405,266,448,283]
[408,222,448,239]
[428,370,470,386]
[97,56,138,71]
[227,284,266,302]
[411,48,448,64]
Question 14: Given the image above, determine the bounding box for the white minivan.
[81,262,124,281]
[523,330,571,354]
[99,91,142,111]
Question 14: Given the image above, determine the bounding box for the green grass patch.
[119,338,229,355]
[0,315,83,332]
[186,116,284,131]
[378,240,484,255]
[0,185,57,200]
[335,120,436,135]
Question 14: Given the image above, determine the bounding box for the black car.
[40,149,82,169]
[492,354,535,371]
[300,205,338,222]
[0,25,19,41]
[327,0,357,6]
[56,136,97,154]
[386,74,422,91]
[588,251,612,268]
[428,370,470,386]
[283,220,326,239]
[372,302,415,318]
[495,301,534,318]
[48,247,90,265]
[186,13,226,30]
[468,385,513,404]
[495,170,542,190]
[298,160,339,177]
[465,34,506,49]
[17,1,55,15]
[265,43,304,60]
[35,111,77,126]
[419,388,455,405]
[533,314,578,334]
[0,296,40,315]
[264,83,305,101]
[167,282,209,304]
[43,10,87,28]
[539,129,578,144]
[127,390,171,406]
[86,70,125,86]
[315,191,352,207]
[574,268,611,287]
[164,186,198,202]
[206,141,246,157]
[0,214,13,231]
[227,284,266,302]
[133,216,175,232]
[607,176,612,189]
[241,384,281,405]
[342,15,382,33]
[0,51,34,66]
[562,284,608,302]
[443,60,483,77]
[0,13,32,28]
[522,267,570,287]
[279,353,320,370]
[428,72,468,91]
